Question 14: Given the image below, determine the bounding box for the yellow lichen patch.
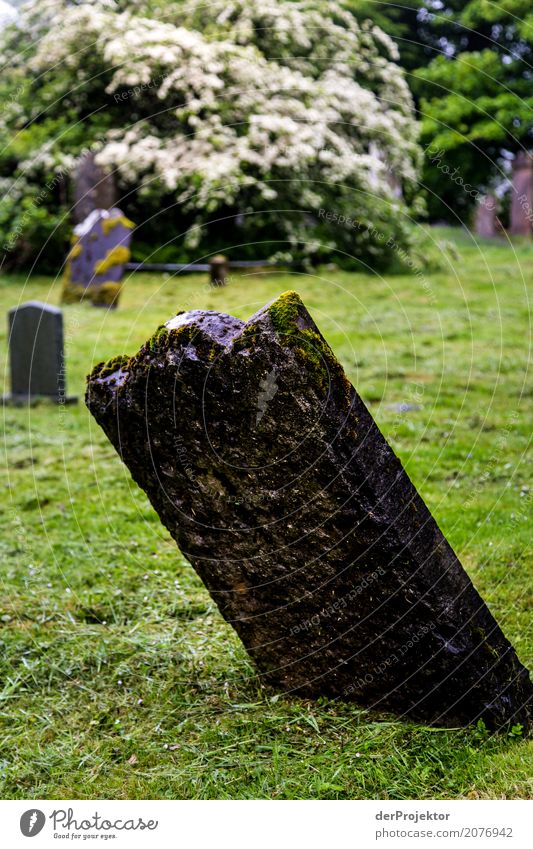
[62,280,122,308]
[91,282,122,308]
[61,282,87,304]
[94,245,130,275]
[68,243,83,261]
[101,215,135,236]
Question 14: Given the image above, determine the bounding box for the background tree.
[412,0,533,221]
[0,0,421,271]
[345,1,533,222]
[348,1,433,73]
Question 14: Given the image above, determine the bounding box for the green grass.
[0,228,531,799]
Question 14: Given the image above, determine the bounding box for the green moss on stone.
[294,330,340,393]
[473,626,500,661]
[62,280,122,308]
[232,321,259,353]
[145,320,202,355]
[149,325,169,351]
[234,291,353,402]
[267,291,303,335]
[62,282,86,304]
[269,292,349,396]
[89,354,130,382]
[168,324,195,346]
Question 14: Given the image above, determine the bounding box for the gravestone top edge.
[165,309,245,344]
[73,207,134,238]
[94,291,321,383]
[8,300,62,316]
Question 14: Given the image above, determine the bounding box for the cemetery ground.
[0,228,531,800]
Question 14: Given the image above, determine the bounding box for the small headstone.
[73,152,116,224]
[62,208,134,308]
[209,254,229,287]
[3,301,77,404]
[474,196,498,238]
[86,293,532,729]
[510,151,533,236]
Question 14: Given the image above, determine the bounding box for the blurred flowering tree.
[0,0,422,270]
[413,0,533,221]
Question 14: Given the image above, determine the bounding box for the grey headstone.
[73,152,116,224]
[4,301,77,404]
[62,208,134,308]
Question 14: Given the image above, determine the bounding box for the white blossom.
[1,0,421,262]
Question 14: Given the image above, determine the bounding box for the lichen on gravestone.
[86,292,532,729]
[62,208,134,308]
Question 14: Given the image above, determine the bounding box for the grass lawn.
[0,227,531,799]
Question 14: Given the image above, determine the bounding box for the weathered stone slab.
[86,292,532,729]
[62,208,134,308]
[3,301,76,404]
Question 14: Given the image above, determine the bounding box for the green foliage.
[358,0,533,221]
[0,0,421,272]
[412,0,533,221]
[0,187,69,272]
[347,1,433,72]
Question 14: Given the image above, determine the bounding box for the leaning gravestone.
[62,208,134,308]
[86,292,532,729]
[3,301,77,404]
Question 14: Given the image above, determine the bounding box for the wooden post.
[209,255,228,287]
